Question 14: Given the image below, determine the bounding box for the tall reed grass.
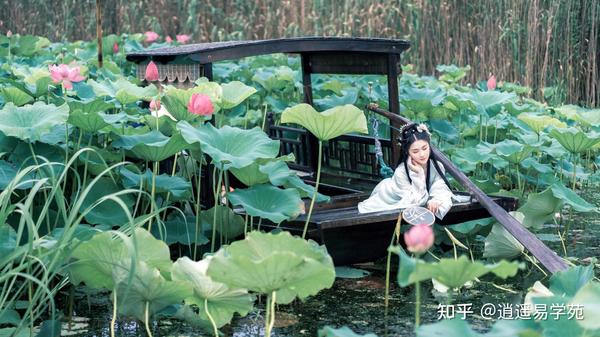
[1,0,598,107]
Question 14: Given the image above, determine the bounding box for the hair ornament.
[416,123,431,135]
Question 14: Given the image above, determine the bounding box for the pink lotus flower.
[6,30,12,38]
[176,34,191,44]
[112,42,119,54]
[48,64,85,90]
[404,224,434,254]
[187,93,214,116]
[150,98,161,111]
[165,36,173,43]
[144,31,159,43]
[487,75,497,91]
[145,61,159,81]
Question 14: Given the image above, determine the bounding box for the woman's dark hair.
[397,123,453,191]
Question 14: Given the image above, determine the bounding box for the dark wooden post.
[387,53,400,166]
[301,53,319,174]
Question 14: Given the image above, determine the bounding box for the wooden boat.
[127,37,566,272]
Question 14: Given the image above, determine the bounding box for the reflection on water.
[69,189,600,337]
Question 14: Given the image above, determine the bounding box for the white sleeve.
[388,165,429,205]
[428,162,454,219]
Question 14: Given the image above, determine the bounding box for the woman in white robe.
[358,123,461,220]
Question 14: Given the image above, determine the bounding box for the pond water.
[61,189,600,337]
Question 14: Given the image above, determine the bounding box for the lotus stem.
[148,161,158,233]
[194,161,203,260]
[110,290,117,337]
[244,213,248,237]
[571,153,578,191]
[211,166,224,252]
[302,140,322,239]
[144,301,153,337]
[82,136,93,188]
[265,291,277,337]
[161,153,179,221]
[204,298,219,337]
[415,279,421,328]
[385,212,402,312]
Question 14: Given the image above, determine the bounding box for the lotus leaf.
[229,154,295,186]
[452,91,516,116]
[556,104,600,127]
[429,119,459,144]
[69,228,172,290]
[0,102,68,142]
[483,215,525,260]
[0,87,33,106]
[0,160,34,190]
[318,326,379,337]
[152,213,209,245]
[78,177,135,227]
[177,121,280,170]
[446,217,494,238]
[313,88,359,111]
[493,139,533,164]
[111,130,188,162]
[161,83,222,121]
[200,205,245,239]
[172,257,254,327]
[280,103,367,141]
[571,282,600,330]
[334,267,370,279]
[221,81,257,109]
[113,260,192,322]
[392,247,523,289]
[549,264,594,297]
[416,318,540,337]
[0,225,17,258]
[0,309,20,326]
[532,295,586,337]
[89,78,157,105]
[517,113,566,134]
[66,98,115,115]
[251,66,294,91]
[517,187,563,229]
[120,167,192,201]
[207,231,335,304]
[520,157,553,174]
[550,183,597,213]
[227,184,303,223]
[549,127,600,154]
[67,109,110,133]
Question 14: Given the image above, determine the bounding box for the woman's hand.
[408,159,424,176]
[427,200,441,214]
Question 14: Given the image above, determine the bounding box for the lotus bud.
[176,34,191,44]
[6,30,12,37]
[150,98,161,111]
[144,31,159,43]
[112,42,119,54]
[145,61,159,82]
[187,93,214,116]
[404,224,434,255]
[166,36,173,43]
[487,74,497,91]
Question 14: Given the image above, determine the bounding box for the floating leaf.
[483,214,525,260]
[0,87,33,106]
[280,104,367,141]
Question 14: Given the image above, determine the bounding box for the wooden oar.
[367,103,568,274]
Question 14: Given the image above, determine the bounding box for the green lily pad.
[549,127,600,154]
[177,121,280,170]
[392,247,523,289]
[280,104,368,141]
[152,213,208,245]
[172,256,254,328]
[229,154,295,187]
[517,187,563,229]
[0,102,69,142]
[112,130,188,162]
[0,160,34,190]
[67,109,110,133]
[494,139,533,164]
[227,184,303,223]
[161,83,222,121]
[120,167,192,201]
[207,231,335,304]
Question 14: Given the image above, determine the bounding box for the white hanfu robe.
[357,160,461,219]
